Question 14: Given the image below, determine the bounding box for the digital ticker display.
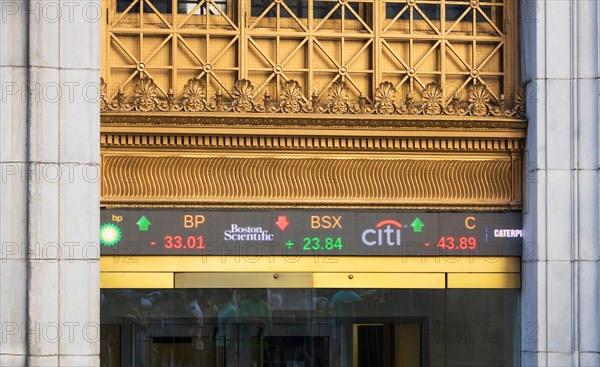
[100,209,523,256]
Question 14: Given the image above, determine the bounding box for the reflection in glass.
[101,288,519,367]
[385,3,493,21]
[115,0,227,14]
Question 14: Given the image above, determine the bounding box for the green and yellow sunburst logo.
[100,223,122,247]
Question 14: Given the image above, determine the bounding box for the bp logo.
[100,223,122,247]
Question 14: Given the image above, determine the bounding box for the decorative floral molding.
[101,77,526,119]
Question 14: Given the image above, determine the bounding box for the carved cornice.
[101,113,527,130]
[101,77,526,119]
[101,155,522,210]
[100,202,519,211]
[101,132,525,153]
[99,77,526,211]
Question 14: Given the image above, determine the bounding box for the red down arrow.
[275,216,290,231]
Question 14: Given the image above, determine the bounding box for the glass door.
[100,288,519,367]
[354,323,422,367]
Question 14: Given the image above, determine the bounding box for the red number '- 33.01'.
[163,235,204,249]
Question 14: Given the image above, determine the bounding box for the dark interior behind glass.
[101,288,519,367]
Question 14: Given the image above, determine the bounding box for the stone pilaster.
[0,0,100,365]
[1,0,28,364]
[521,0,600,365]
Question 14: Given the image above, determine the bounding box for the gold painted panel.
[447,272,521,288]
[101,154,519,208]
[100,272,174,288]
[174,272,446,289]
[100,256,522,273]
[175,272,314,288]
[99,271,521,289]
[312,273,445,288]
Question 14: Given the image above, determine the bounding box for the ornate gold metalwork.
[182,79,208,112]
[374,81,397,115]
[100,77,525,117]
[101,0,521,115]
[132,77,160,112]
[279,80,306,113]
[325,80,351,114]
[232,79,257,112]
[101,131,525,151]
[100,78,109,111]
[422,83,443,115]
[101,113,526,129]
[100,0,526,210]
[101,154,520,209]
[468,83,490,116]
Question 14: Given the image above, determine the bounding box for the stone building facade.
[0,0,599,365]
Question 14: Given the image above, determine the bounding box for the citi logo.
[361,220,403,246]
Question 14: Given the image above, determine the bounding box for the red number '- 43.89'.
[436,236,476,250]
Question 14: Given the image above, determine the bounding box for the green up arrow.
[411,217,425,233]
[137,216,151,231]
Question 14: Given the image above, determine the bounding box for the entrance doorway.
[354,323,422,367]
[100,288,519,367]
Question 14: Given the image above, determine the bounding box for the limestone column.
[1,0,29,364]
[521,0,600,365]
[1,0,100,365]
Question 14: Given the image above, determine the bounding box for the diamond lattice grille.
[102,0,518,109]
